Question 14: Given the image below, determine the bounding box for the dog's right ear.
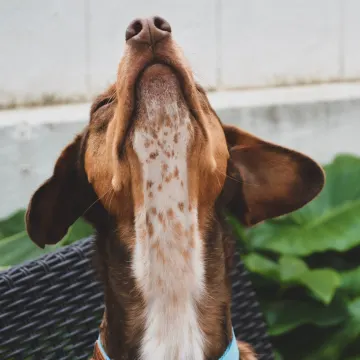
[26,134,93,248]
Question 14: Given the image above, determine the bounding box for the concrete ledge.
[1,82,360,217]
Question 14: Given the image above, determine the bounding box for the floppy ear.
[26,134,94,248]
[223,125,325,226]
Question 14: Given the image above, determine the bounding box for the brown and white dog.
[25,16,324,360]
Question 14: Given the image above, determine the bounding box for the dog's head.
[26,16,325,248]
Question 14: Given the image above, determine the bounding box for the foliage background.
[1,154,360,360]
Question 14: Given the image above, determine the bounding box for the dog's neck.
[91,83,234,359]
[92,204,234,360]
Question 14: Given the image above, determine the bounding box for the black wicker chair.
[0,237,274,360]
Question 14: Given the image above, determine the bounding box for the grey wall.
[1,0,360,107]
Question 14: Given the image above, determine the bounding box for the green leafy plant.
[229,154,360,360]
[0,210,93,269]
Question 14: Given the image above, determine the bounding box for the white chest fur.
[133,102,205,360]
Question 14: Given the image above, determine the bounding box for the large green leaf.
[243,253,279,281]
[264,297,348,336]
[340,267,360,297]
[299,269,341,304]
[0,210,26,239]
[0,231,59,266]
[248,200,360,256]
[279,256,340,304]
[278,255,308,281]
[244,253,341,304]
[243,154,360,256]
[292,154,360,222]
[0,216,93,266]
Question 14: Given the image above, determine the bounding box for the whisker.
[104,189,112,210]
[107,189,116,213]
[80,187,113,218]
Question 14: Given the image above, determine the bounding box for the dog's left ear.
[26,134,94,248]
[223,125,325,226]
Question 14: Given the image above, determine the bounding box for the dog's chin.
[140,63,176,83]
[135,63,189,112]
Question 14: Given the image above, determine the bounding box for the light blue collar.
[96,334,111,360]
[220,328,240,360]
[96,328,239,359]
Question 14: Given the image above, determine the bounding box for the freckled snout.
[125,16,172,45]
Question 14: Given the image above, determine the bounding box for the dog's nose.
[125,16,171,45]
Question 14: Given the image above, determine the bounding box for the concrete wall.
[1,0,360,107]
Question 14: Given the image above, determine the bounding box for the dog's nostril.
[153,16,171,34]
[125,19,143,41]
[126,16,171,45]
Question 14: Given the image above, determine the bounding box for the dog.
[25,16,324,360]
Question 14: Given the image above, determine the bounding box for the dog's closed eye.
[92,97,114,115]
[90,94,116,133]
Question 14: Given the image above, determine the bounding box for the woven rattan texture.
[0,237,274,360]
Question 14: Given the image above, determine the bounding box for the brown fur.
[25,16,325,360]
